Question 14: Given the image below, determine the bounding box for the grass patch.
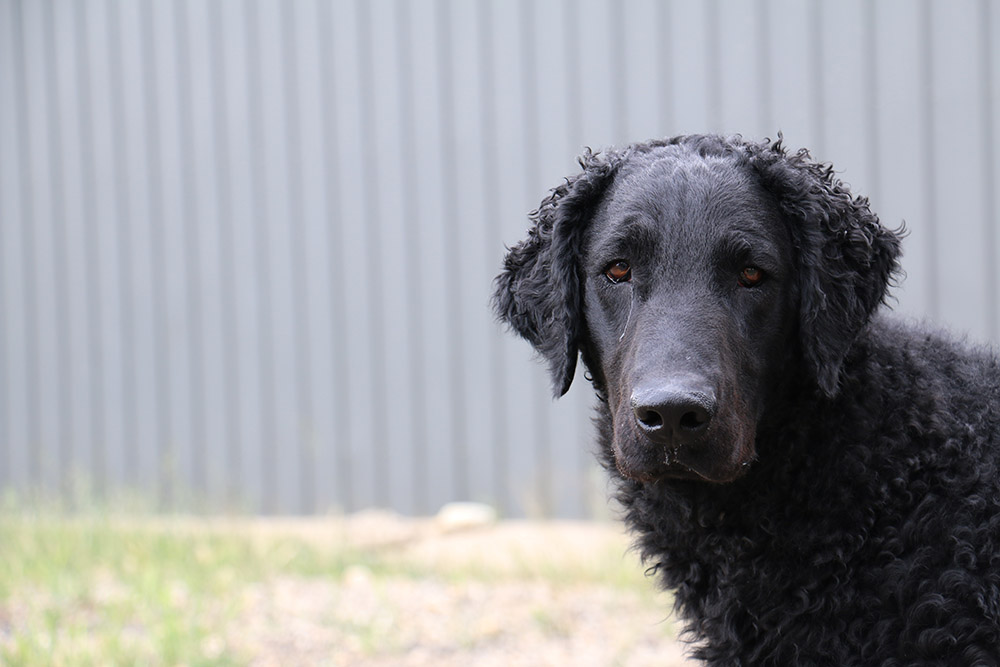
[0,511,675,665]
[0,511,380,665]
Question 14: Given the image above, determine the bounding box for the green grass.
[0,512,369,665]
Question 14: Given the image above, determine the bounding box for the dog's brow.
[715,231,781,271]
[602,215,662,252]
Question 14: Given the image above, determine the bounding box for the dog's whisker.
[619,290,634,342]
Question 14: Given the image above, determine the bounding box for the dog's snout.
[631,387,715,444]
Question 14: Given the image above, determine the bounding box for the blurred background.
[0,0,997,519]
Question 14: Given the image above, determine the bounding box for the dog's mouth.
[621,462,709,484]
[619,455,754,485]
[612,421,757,485]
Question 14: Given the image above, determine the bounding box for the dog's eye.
[737,266,764,288]
[604,260,632,284]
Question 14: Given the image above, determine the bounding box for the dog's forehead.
[603,151,763,229]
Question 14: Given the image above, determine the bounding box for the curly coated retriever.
[493,135,1000,664]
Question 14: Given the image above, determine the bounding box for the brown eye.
[604,260,632,283]
[738,266,764,288]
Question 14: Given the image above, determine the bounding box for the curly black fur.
[493,135,1000,664]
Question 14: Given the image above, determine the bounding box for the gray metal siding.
[0,0,997,517]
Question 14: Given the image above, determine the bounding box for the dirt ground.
[219,510,698,666]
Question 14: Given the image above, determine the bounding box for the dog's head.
[493,135,901,484]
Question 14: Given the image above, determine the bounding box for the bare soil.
[219,512,698,666]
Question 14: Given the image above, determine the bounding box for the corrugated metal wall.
[0,0,997,517]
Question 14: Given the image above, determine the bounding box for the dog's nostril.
[679,410,708,430]
[636,408,664,429]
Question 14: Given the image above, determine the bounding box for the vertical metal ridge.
[42,0,74,500]
[395,0,429,514]
[0,3,11,493]
[981,0,998,343]
[756,0,772,135]
[864,0,880,205]
[810,0,825,156]
[12,0,42,493]
[355,0,387,508]
[139,0,173,509]
[207,0,242,510]
[73,0,106,499]
[705,0,721,133]
[316,0,352,513]
[280,0,314,514]
[435,0,468,502]
[657,0,675,134]
[106,0,139,493]
[979,0,1000,349]
[610,1,626,142]
[244,0,277,514]
[920,0,939,319]
[173,0,207,506]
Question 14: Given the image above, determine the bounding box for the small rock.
[435,502,498,532]
[342,564,373,588]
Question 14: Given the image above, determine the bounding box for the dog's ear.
[492,150,620,397]
[751,138,902,397]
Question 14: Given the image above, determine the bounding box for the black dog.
[494,135,1000,664]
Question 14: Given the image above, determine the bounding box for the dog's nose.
[631,387,715,444]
